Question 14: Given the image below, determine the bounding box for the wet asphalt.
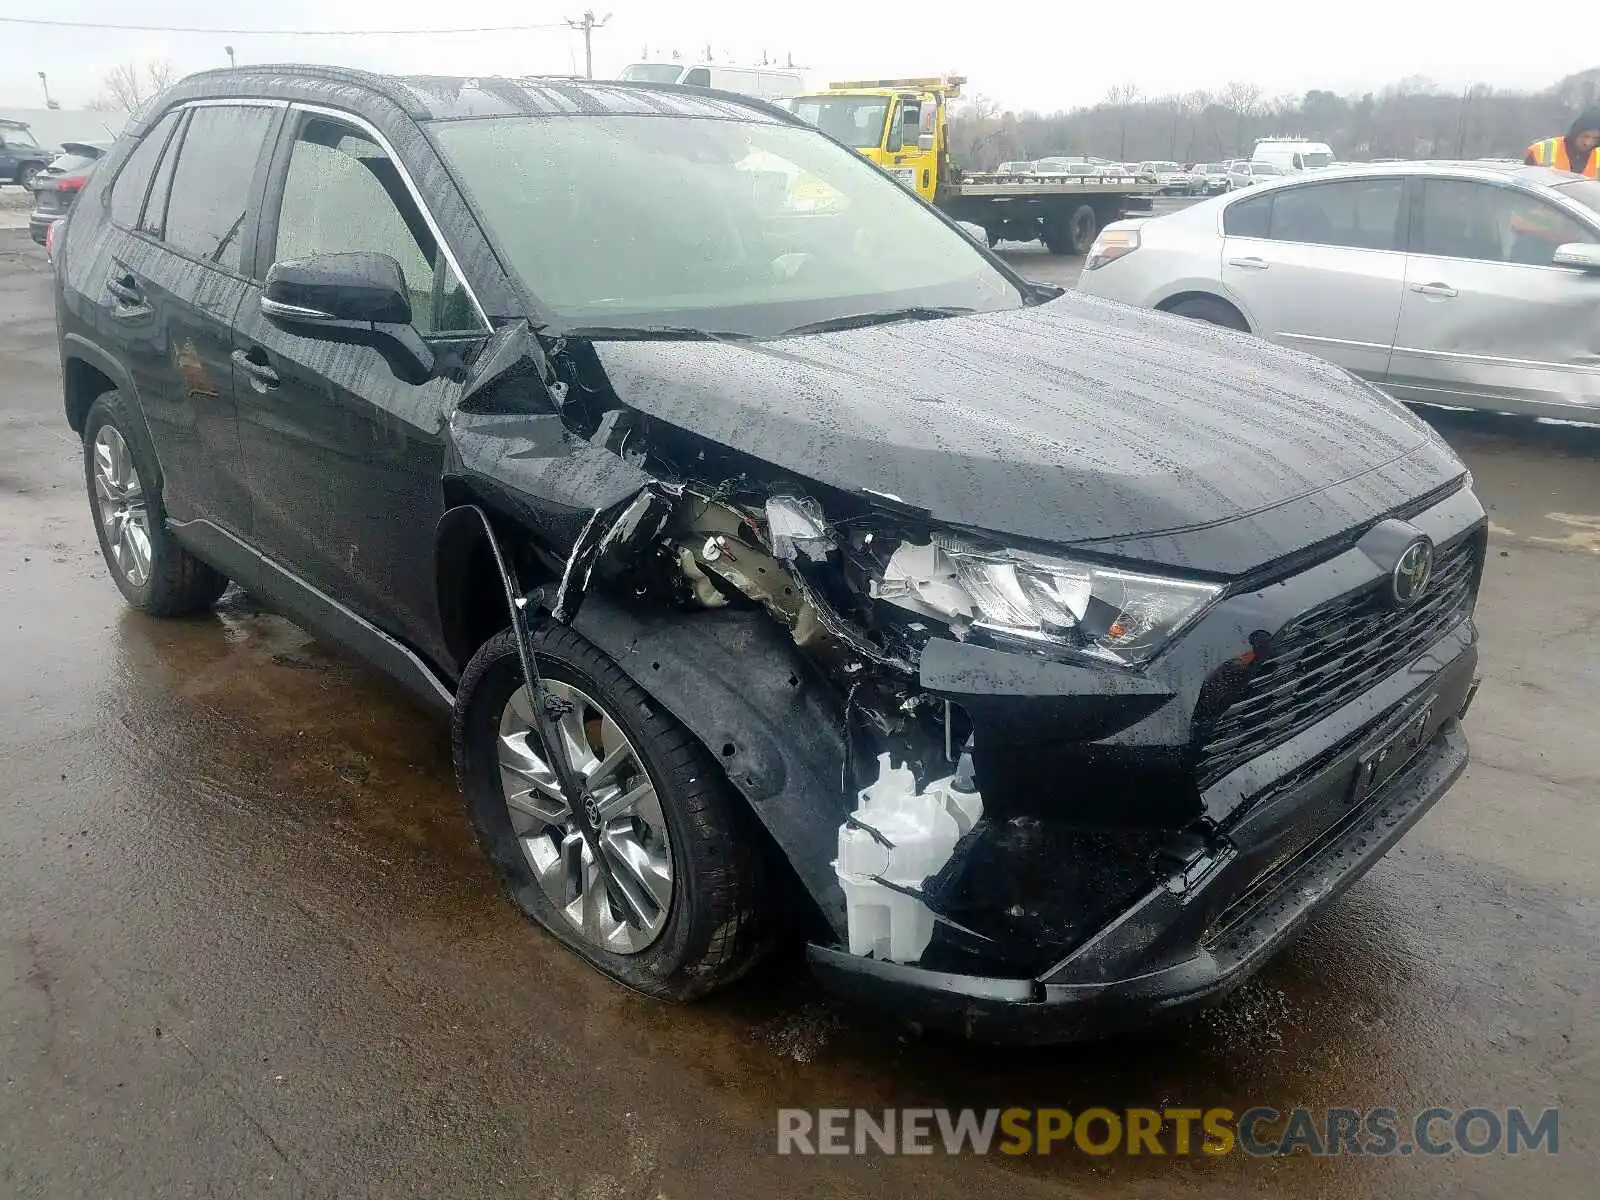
[1,228,1595,1198]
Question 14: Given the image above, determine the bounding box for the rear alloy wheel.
[453,625,772,1000]
[92,424,152,590]
[82,391,229,616]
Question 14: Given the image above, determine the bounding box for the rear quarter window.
[108,111,181,228]
[1223,192,1271,237]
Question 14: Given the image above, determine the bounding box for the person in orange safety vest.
[1525,110,1600,177]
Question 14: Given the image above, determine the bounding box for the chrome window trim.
[176,98,290,110]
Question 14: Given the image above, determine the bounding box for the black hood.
[593,293,1466,576]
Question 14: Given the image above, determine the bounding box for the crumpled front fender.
[569,593,851,939]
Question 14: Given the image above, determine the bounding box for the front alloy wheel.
[497,678,674,954]
[453,625,772,1000]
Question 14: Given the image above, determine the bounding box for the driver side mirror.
[260,251,436,383]
[1552,242,1600,273]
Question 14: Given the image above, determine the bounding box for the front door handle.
[231,347,280,391]
[1409,282,1458,298]
[1227,256,1269,270]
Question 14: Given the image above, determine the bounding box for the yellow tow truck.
[785,76,1157,255]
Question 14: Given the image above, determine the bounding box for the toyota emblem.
[1391,538,1434,608]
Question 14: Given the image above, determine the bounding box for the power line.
[0,16,568,36]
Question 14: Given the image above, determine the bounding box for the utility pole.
[38,72,60,111]
[564,9,611,79]
[225,45,236,68]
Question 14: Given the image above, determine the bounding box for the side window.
[1223,192,1271,238]
[139,110,188,238]
[1266,178,1402,250]
[684,67,710,86]
[108,110,180,228]
[161,105,276,272]
[270,116,481,335]
[1416,178,1592,266]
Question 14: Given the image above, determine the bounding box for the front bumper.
[808,640,1477,1043]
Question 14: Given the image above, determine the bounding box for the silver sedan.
[1077,161,1600,421]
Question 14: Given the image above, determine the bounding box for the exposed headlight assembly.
[875,537,1222,667]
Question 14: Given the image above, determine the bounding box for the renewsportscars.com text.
[776,1106,1559,1157]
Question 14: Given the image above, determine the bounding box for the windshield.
[1148,162,1179,172]
[1302,151,1333,168]
[5,126,40,148]
[1253,163,1284,175]
[431,114,1024,337]
[1554,178,1600,222]
[787,96,889,149]
[618,64,686,83]
[1206,163,1228,174]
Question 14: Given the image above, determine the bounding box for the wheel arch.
[1154,289,1254,333]
[62,334,168,486]
[435,501,847,940]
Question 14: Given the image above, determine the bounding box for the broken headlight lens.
[881,538,1221,666]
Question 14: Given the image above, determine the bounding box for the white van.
[617,62,806,101]
[1252,138,1336,173]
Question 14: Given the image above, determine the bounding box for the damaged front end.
[443,322,1481,1042]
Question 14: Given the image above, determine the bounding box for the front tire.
[82,391,229,616]
[453,625,772,1001]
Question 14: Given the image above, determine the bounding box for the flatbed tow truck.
[784,76,1157,254]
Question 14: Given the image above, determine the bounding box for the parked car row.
[1,118,58,189]
[1079,160,1600,421]
[27,141,111,248]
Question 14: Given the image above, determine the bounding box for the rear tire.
[1165,296,1249,332]
[453,625,773,1001]
[1043,204,1098,256]
[82,391,229,617]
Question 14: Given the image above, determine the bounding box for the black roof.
[159,65,788,125]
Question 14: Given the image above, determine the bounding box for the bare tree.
[947,69,1578,168]
[1175,90,1210,159]
[1218,81,1263,155]
[91,60,177,115]
[1104,83,1140,159]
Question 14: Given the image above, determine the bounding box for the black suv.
[54,67,1484,1042]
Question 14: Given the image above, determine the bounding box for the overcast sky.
[5,0,1595,114]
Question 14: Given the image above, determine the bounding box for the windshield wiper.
[560,324,751,342]
[777,305,975,338]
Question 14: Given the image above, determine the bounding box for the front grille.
[1195,531,1482,788]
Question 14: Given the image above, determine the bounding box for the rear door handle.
[1409,282,1458,298]
[1227,256,1269,270]
[231,348,280,391]
[105,272,152,318]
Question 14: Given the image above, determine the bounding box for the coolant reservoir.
[833,754,982,962]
